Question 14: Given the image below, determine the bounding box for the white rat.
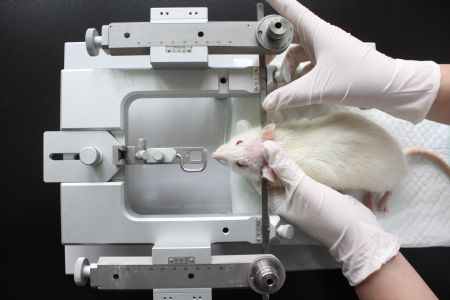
[212,110,450,211]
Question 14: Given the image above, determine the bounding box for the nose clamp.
[114,138,208,173]
[175,148,208,173]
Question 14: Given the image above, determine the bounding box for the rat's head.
[212,120,277,182]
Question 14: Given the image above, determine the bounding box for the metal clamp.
[114,139,208,173]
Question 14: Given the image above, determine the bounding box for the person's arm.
[264,0,445,125]
[427,64,450,124]
[355,253,437,300]
[262,141,438,299]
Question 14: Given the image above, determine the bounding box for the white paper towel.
[359,109,450,247]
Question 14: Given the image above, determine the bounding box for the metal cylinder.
[255,15,293,53]
[267,17,288,40]
[248,255,286,295]
[136,138,147,148]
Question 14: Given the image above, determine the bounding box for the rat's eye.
[235,140,243,146]
[236,162,247,168]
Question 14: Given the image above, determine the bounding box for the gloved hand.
[264,0,441,124]
[263,141,401,286]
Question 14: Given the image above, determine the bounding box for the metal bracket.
[113,138,207,173]
[74,254,285,295]
[152,243,211,265]
[84,9,293,57]
[149,7,209,69]
[154,288,212,300]
[44,131,122,183]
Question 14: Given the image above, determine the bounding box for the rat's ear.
[236,120,252,134]
[262,123,276,141]
[262,165,277,183]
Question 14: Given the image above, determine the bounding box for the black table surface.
[1,0,449,299]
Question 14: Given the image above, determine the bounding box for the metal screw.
[136,138,147,148]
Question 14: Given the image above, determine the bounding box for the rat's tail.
[404,148,450,177]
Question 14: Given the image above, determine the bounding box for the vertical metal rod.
[258,5,271,300]
[259,60,270,255]
[257,3,265,21]
[257,2,270,256]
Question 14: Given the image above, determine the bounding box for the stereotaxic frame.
[44,3,294,299]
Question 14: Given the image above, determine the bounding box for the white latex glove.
[264,0,441,124]
[263,141,401,286]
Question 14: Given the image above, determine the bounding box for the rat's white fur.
[213,111,407,193]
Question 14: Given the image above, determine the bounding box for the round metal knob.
[256,15,293,53]
[276,224,294,239]
[248,255,286,295]
[85,28,102,56]
[80,146,102,165]
[267,17,289,40]
[74,257,90,286]
[151,150,165,162]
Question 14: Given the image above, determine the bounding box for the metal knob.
[151,150,165,162]
[85,28,102,56]
[276,224,294,239]
[255,15,293,53]
[267,17,289,40]
[136,138,147,148]
[74,257,90,286]
[80,146,102,165]
[248,255,286,295]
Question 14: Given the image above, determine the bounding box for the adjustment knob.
[248,255,286,295]
[255,15,293,53]
[74,257,90,286]
[267,17,289,40]
[85,28,102,56]
[276,224,294,239]
[151,150,165,162]
[80,146,102,165]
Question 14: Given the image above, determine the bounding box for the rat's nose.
[212,152,228,165]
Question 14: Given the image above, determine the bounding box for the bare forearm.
[354,252,437,300]
[427,64,450,124]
